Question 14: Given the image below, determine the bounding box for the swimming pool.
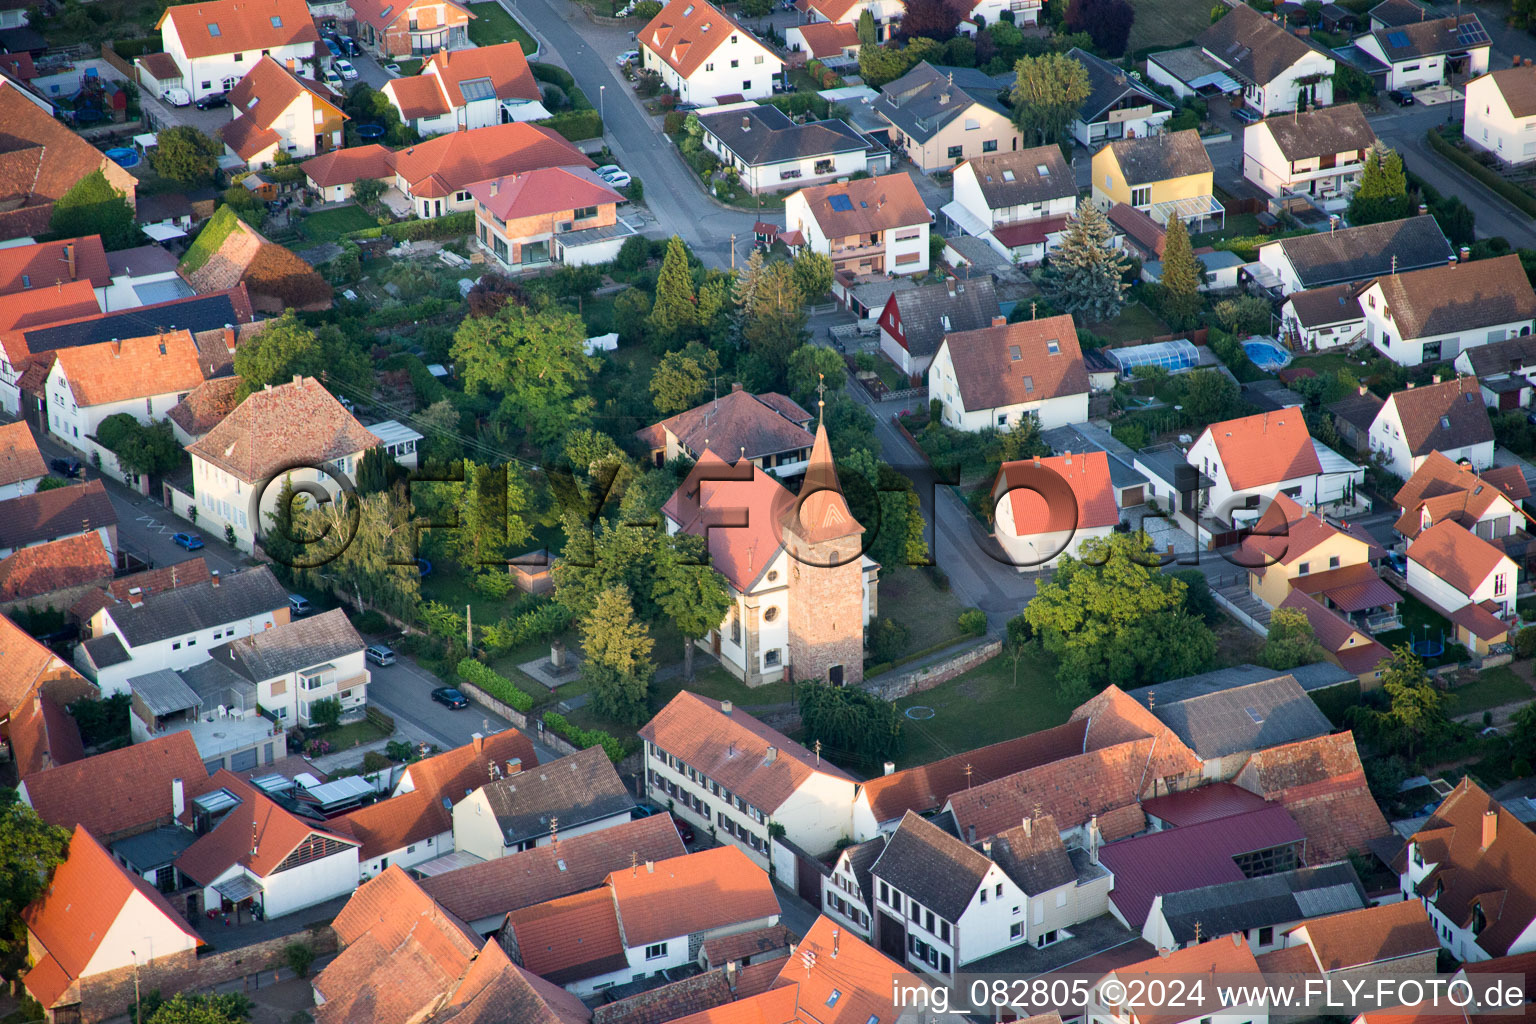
[104,147,140,168]
[1242,338,1293,372]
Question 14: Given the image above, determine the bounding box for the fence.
[99,43,135,80]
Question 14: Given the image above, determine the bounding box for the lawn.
[1449,666,1533,716]
[318,717,392,750]
[299,205,377,244]
[393,58,424,76]
[1192,212,1263,246]
[890,650,1071,770]
[467,2,538,54]
[1127,0,1219,55]
[876,567,970,660]
[1375,593,1471,666]
[1086,303,1171,346]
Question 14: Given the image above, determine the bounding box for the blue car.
[171,532,204,551]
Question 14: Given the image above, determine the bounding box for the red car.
[670,814,696,843]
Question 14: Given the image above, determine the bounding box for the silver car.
[365,644,396,666]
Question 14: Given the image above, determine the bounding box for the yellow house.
[874,62,1022,174]
[1090,129,1224,230]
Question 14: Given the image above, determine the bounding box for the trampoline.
[356,124,385,140]
[105,147,140,167]
[1411,626,1446,659]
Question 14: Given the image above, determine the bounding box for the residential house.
[1241,104,1376,202]
[1281,283,1367,351]
[22,826,202,1024]
[1392,452,1530,545]
[698,104,884,195]
[0,610,95,730]
[337,729,538,880]
[783,21,861,64]
[452,745,634,861]
[1142,863,1368,952]
[1368,376,1494,478]
[166,377,241,446]
[796,0,904,43]
[176,770,360,919]
[348,0,473,57]
[1465,66,1536,166]
[5,691,84,783]
[1405,518,1518,653]
[1455,334,1536,410]
[928,314,1090,432]
[1368,0,1428,31]
[0,419,44,498]
[0,236,110,300]
[877,276,1000,378]
[102,245,195,311]
[990,451,1121,570]
[181,376,381,553]
[0,281,101,335]
[1271,901,1440,977]
[1362,255,1536,367]
[1069,47,1174,148]
[1165,4,1334,115]
[418,813,685,934]
[203,608,368,727]
[784,172,930,277]
[658,424,879,688]
[68,557,213,632]
[1278,590,1393,684]
[0,533,115,618]
[1138,672,1334,779]
[1186,411,1365,529]
[944,146,1077,265]
[220,56,345,170]
[0,479,117,561]
[314,865,591,1024]
[1091,130,1223,230]
[75,565,291,696]
[382,42,544,135]
[469,166,633,271]
[1233,731,1392,862]
[639,0,784,105]
[964,0,1043,28]
[179,207,332,312]
[1087,934,1265,1024]
[1256,215,1452,294]
[873,63,1019,173]
[1355,14,1491,91]
[127,661,286,773]
[635,385,814,474]
[300,144,398,202]
[0,81,137,240]
[821,836,884,939]
[156,0,319,101]
[1397,778,1536,961]
[640,691,859,864]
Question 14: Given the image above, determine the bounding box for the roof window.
[271,15,282,26]
[208,22,221,35]
[1009,345,1021,360]
[1022,375,1034,392]
[827,991,842,1007]
[1046,339,1060,354]
[1002,169,1015,181]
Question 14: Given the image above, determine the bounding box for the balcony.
[830,240,885,260]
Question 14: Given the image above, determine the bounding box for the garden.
[467,1,539,53]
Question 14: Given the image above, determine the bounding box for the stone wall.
[862,639,1001,702]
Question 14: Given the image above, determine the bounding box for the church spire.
[787,408,863,546]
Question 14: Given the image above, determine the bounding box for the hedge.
[110,36,162,57]
[340,211,475,245]
[530,62,576,91]
[542,711,628,763]
[1425,127,1536,220]
[456,658,535,713]
[537,110,603,142]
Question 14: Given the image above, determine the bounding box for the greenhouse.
[1106,339,1201,378]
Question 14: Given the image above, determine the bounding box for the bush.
[1516,627,1536,659]
[350,609,389,634]
[663,111,686,134]
[386,212,476,242]
[958,608,988,636]
[542,711,629,762]
[361,751,392,773]
[1425,126,1536,219]
[309,697,342,730]
[867,617,911,663]
[284,943,316,979]
[385,739,417,762]
[455,657,535,712]
[537,110,603,141]
[471,570,520,598]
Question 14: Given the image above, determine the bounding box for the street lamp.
[599,85,606,133]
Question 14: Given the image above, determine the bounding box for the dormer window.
[1473,904,1487,935]
[1009,345,1021,360]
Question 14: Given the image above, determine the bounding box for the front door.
[829,664,844,687]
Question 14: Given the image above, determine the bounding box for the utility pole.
[731,233,737,270]
[131,951,141,1024]
[466,604,472,655]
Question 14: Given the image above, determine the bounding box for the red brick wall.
[785,536,866,687]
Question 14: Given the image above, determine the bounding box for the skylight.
[1244,706,1265,724]
[1037,164,1049,175]
[1022,374,1034,391]
[208,22,221,35]
[1440,415,1451,429]
[1387,30,1409,47]
[827,991,842,1008]
[683,4,694,13]
[271,14,282,26]
[1002,169,1015,181]
[1046,339,1060,354]
[1009,345,1021,360]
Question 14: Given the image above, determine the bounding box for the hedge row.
[537,110,603,142]
[456,658,535,713]
[530,62,576,91]
[542,711,627,763]
[340,211,476,245]
[1425,127,1536,220]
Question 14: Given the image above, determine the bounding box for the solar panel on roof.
[1387,31,1409,46]
[1456,19,1489,44]
[828,194,854,211]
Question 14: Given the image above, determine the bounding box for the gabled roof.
[871,810,991,921]
[591,968,734,1024]
[1392,451,1529,540]
[792,171,928,237]
[0,287,254,366]
[937,314,1088,413]
[166,376,241,439]
[301,144,396,187]
[385,73,451,119]
[1158,862,1366,946]
[1146,674,1331,759]
[0,612,94,723]
[504,886,628,985]
[994,450,1120,537]
[222,56,345,161]
[180,207,332,312]
[0,279,100,332]
[874,62,1013,143]
[1196,3,1327,86]
[156,0,320,60]
[468,166,624,223]
[176,770,358,884]
[188,375,379,483]
[391,122,593,199]
[1380,376,1493,458]
[645,387,813,464]
[474,745,633,844]
[1473,65,1536,119]
[0,420,45,487]
[442,943,594,1024]
[1286,282,1366,328]
[1408,518,1512,595]
[960,146,1075,210]
[8,692,84,779]
[1368,13,1489,61]
[350,0,472,30]
[1197,411,1321,490]
[104,564,289,648]
[1233,730,1391,862]
[884,277,999,363]
[788,20,859,59]
[991,814,1075,895]
[0,532,113,605]
[425,40,539,105]
[1071,47,1172,121]
[1278,590,1392,678]
[607,846,779,946]
[51,330,206,407]
[699,105,871,167]
[208,608,364,682]
[642,0,766,79]
[659,452,795,592]
[21,731,217,840]
[23,826,201,1011]
[777,914,921,1024]
[1109,935,1262,1024]
[0,82,136,241]
[1107,201,1167,258]
[1457,332,1536,376]
[0,478,116,554]
[1265,215,1451,289]
[402,729,540,802]
[1236,492,1371,568]
[1254,103,1375,161]
[0,235,110,293]
[1291,900,1439,971]
[1102,129,1212,185]
[69,556,211,624]
[1373,254,1536,342]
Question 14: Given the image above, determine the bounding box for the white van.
[162,87,192,107]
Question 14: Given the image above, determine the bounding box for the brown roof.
[946,739,1155,842]
[386,74,451,119]
[1278,590,1391,677]
[391,122,593,199]
[0,533,113,604]
[939,314,1088,413]
[1110,935,1262,1024]
[176,770,358,883]
[991,814,1075,895]
[1197,4,1323,87]
[504,886,628,985]
[182,209,332,312]
[792,172,928,237]
[961,146,1076,209]
[1382,376,1493,458]
[1107,202,1166,258]
[166,376,241,438]
[0,82,136,241]
[791,20,859,58]
[1199,411,1321,490]
[52,331,206,407]
[21,731,217,841]
[660,451,796,592]
[1477,65,1536,118]
[425,41,539,105]
[606,846,779,947]
[188,375,379,484]
[1103,129,1212,185]
[156,0,320,61]
[1287,282,1365,328]
[642,0,752,79]
[0,236,111,293]
[301,144,396,187]
[8,693,84,779]
[69,556,212,623]
[443,943,595,1024]
[1233,730,1391,862]
[0,420,44,487]
[1392,451,1529,540]
[1375,255,1536,341]
[0,612,93,722]
[639,691,853,815]
[643,387,813,462]
[1291,901,1439,971]
[1408,519,1512,595]
[698,923,792,966]
[592,970,734,1024]
[1073,684,1204,777]
[474,745,633,844]
[1256,103,1376,161]
[136,52,183,81]
[0,479,117,554]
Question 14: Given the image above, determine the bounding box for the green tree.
[992,416,1050,466]
[552,515,662,621]
[581,585,656,724]
[354,445,400,495]
[0,798,69,982]
[353,177,386,207]
[1347,143,1411,226]
[649,235,698,340]
[1036,200,1130,323]
[1011,53,1092,147]
[1181,368,1240,422]
[1354,646,1453,762]
[1213,295,1273,336]
[261,475,308,572]
[1258,607,1326,670]
[797,681,903,764]
[857,43,913,87]
[1158,216,1203,327]
[650,344,720,415]
[295,491,420,621]
[856,8,878,43]
[144,993,254,1024]
[787,344,846,409]
[447,460,532,568]
[148,125,222,186]
[231,311,370,402]
[1003,611,1034,686]
[791,250,834,302]
[283,943,316,979]
[652,532,732,681]
[308,696,342,730]
[452,303,595,444]
[1515,0,1536,30]
[1023,531,1217,694]
[95,415,181,476]
[49,169,140,250]
[741,260,806,384]
[67,693,130,747]
[1512,700,1536,771]
[734,248,768,320]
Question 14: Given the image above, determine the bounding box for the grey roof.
[1041,423,1148,492]
[81,633,130,668]
[963,147,1077,209]
[0,481,118,553]
[1243,379,1308,412]
[871,811,990,922]
[1147,45,1234,86]
[991,818,1075,896]
[1071,48,1173,121]
[1328,389,1387,433]
[1268,215,1452,289]
[1158,863,1367,944]
[1258,104,1376,162]
[889,277,1000,361]
[208,607,363,682]
[1369,0,1431,26]
[698,105,872,167]
[478,745,633,844]
[1196,4,1329,87]
[179,657,257,708]
[1147,675,1332,758]
[20,292,246,354]
[111,825,198,872]
[106,244,181,278]
[1103,130,1212,186]
[1459,335,1536,376]
[1368,13,1490,61]
[874,62,1012,145]
[106,566,290,649]
[1286,282,1366,329]
[841,835,886,902]
[1125,662,1356,706]
[128,668,201,717]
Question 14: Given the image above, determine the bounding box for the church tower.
[782,381,866,687]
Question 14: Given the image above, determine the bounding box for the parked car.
[365,643,396,666]
[431,686,470,709]
[323,37,341,57]
[669,814,696,843]
[597,166,632,188]
[630,802,661,819]
[384,62,402,75]
[1389,88,1415,105]
[339,36,360,56]
[1386,551,1408,576]
[171,532,204,551]
[334,59,358,80]
[288,594,313,617]
[1231,105,1261,124]
[162,87,192,107]
[616,49,639,66]
[195,92,227,110]
[49,457,80,478]
[322,67,344,88]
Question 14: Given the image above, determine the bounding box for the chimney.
[1460,246,1472,261]
[1433,374,1442,384]
[646,860,655,873]
[112,338,121,357]
[1358,384,1368,396]
[832,928,840,958]
[1482,810,1498,849]
[1419,203,1429,215]
[721,699,733,714]
[65,242,76,281]
[764,745,777,763]
[490,179,499,196]
[742,115,751,131]
[505,758,522,775]
[1088,813,1102,864]
[946,278,956,297]
[726,961,738,992]
[883,760,895,775]
[1021,817,1032,837]
[211,570,220,588]
[981,838,992,857]
[991,315,1006,326]
[472,732,484,752]
[293,374,303,386]
[967,824,976,843]
[172,778,185,819]
[222,324,236,351]
[1159,947,1171,958]
[1232,932,1244,948]
[127,587,144,606]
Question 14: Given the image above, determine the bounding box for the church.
[659,401,879,687]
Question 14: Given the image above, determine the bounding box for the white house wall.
[80,888,200,977]
[641,30,783,105]
[1466,74,1536,166]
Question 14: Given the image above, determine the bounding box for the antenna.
[1031,301,1038,320]
[814,739,822,765]
[1194,920,1203,944]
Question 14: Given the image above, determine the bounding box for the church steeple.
[786,415,863,546]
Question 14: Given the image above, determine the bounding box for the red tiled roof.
[1408,519,1512,596]
[642,0,754,78]
[468,166,623,223]
[1199,411,1321,490]
[156,0,320,61]
[0,52,34,81]
[52,330,206,407]
[1394,451,1531,540]
[0,532,113,604]
[938,314,1089,414]
[1109,935,1261,1024]
[225,56,345,153]
[188,375,379,484]
[0,279,100,332]
[1278,590,1390,677]
[69,556,211,623]
[505,886,628,985]
[1287,562,1401,613]
[791,20,859,58]
[301,144,396,187]
[792,172,928,239]
[1291,901,1439,971]
[393,122,593,199]
[21,731,215,841]
[0,419,45,488]
[166,376,241,439]
[218,110,281,162]
[1233,730,1391,863]
[385,73,451,119]
[1072,684,1202,778]
[181,209,332,312]
[176,770,358,883]
[8,693,83,780]
[425,41,539,105]
[993,450,1119,537]
[350,0,472,31]
[1236,492,1371,568]
[0,235,110,293]
[606,846,778,948]
[1107,202,1166,258]
[0,612,92,722]
[0,83,137,241]
[660,451,795,592]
